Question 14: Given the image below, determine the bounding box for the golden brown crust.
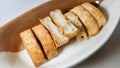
[19,29,47,67]
[81,2,107,29]
[32,24,58,60]
[70,5,99,36]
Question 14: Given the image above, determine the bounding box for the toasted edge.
[32,24,58,60]
[70,5,99,36]
[19,29,47,67]
[81,2,107,29]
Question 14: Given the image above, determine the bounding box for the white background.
[0,0,48,26]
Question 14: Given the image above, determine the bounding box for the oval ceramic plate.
[0,0,120,68]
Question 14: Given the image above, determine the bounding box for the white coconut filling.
[43,17,68,42]
[51,10,78,34]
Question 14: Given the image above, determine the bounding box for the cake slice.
[64,12,88,41]
[19,29,47,67]
[50,9,78,38]
[40,16,69,48]
[32,24,58,60]
[71,5,99,36]
[81,2,107,29]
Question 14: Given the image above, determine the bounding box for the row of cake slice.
[20,2,107,67]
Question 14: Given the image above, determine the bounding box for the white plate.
[0,0,120,68]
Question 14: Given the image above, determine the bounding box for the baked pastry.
[40,16,69,47]
[64,12,88,41]
[20,29,47,66]
[81,2,107,29]
[50,9,79,38]
[70,5,99,36]
[32,24,58,60]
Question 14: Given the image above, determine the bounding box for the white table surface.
[0,0,120,68]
